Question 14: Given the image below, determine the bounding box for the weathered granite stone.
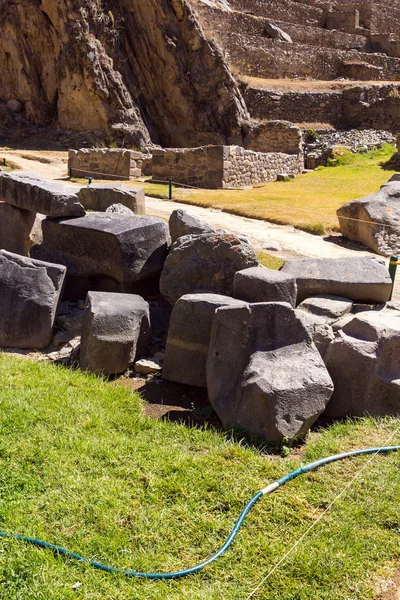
[264,22,293,43]
[0,172,84,218]
[0,201,43,255]
[325,310,400,417]
[295,310,335,358]
[105,204,134,215]
[163,293,246,387]
[207,302,334,441]
[160,233,259,305]
[337,180,400,256]
[169,209,215,243]
[78,184,145,215]
[0,250,66,349]
[297,295,353,321]
[80,292,150,375]
[234,266,297,306]
[31,213,170,293]
[281,257,392,304]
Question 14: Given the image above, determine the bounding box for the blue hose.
[0,445,399,579]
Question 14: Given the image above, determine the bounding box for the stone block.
[80,292,150,375]
[234,266,297,306]
[0,201,43,256]
[169,209,215,243]
[77,184,145,214]
[0,250,66,349]
[163,293,246,387]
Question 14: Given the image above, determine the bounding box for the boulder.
[0,172,85,218]
[0,250,66,349]
[160,233,259,305]
[77,184,145,215]
[234,266,297,306]
[207,302,334,441]
[325,310,400,417]
[264,22,293,43]
[80,292,150,375]
[105,204,134,215]
[163,293,246,387]
[169,210,215,243]
[297,295,353,321]
[0,201,43,256]
[31,213,170,296]
[6,99,23,113]
[281,257,392,304]
[295,310,335,358]
[337,180,400,256]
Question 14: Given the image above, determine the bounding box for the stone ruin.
[0,170,399,443]
[68,148,147,180]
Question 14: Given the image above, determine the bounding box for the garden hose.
[0,445,399,579]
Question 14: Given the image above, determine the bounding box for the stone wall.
[152,145,302,189]
[228,0,325,26]
[245,120,303,158]
[68,149,143,180]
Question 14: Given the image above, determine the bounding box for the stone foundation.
[68,149,144,180]
[152,145,302,189]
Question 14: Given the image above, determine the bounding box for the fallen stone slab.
[0,201,43,256]
[265,22,293,43]
[281,257,392,304]
[297,295,353,321]
[31,213,170,296]
[80,292,150,375]
[0,172,85,218]
[163,293,247,387]
[337,180,400,256]
[77,184,145,215]
[160,233,259,305]
[325,309,400,417]
[234,266,297,306]
[134,358,162,375]
[169,209,215,243]
[0,250,66,349]
[207,302,334,442]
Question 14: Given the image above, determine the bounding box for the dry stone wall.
[152,145,301,189]
[68,149,143,180]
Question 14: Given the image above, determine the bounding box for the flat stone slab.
[78,184,145,215]
[0,250,66,349]
[281,257,392,304]
[234,265,297,306]
[80,292,150,375]
[0,172,85,218]
[297,295,353,321]
[31,213,170,285]
[163,293,246,387]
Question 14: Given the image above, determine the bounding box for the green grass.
[137,145,397,234]
[257,251,285,270]
[0,354,399,598]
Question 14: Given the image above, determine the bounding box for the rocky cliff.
[0,0,248,148]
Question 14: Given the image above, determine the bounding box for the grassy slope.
[0,355,399,599]
[141,145,397,234]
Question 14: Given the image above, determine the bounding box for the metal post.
[2,158,5,167]
[88,177,92,185]
[69,167,72,179]
[389,255,398,301]
[169,177,173,201]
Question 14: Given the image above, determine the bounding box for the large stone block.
[80,292,151,375]
[207,302,334,441]
[169,210,215,243]
[160,233,259,304]
[325,309,400,417]
[297,295,353,321]
[337,179,400,256]
[234,266,297,306]
[281,257,392,304]
[77,184,145,215]
[0,172,84,217]
[0,250,66,349]
[0,201,43,256]
[31,213,170,295]
[163,293,246,387]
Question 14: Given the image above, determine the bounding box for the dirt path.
[2,149,399,300]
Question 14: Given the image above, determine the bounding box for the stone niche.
[68,148,144,180]
[152,145,302,189]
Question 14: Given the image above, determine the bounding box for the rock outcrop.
[0,0,248,148]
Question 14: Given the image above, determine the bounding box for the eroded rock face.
[0,250,66,349]
[337,179,400,256]
[0,0,248,147]
[207,302,334,441]
[160,232,259,304]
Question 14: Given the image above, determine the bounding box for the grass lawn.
[141,144,397,234]
[0,354,399,599]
